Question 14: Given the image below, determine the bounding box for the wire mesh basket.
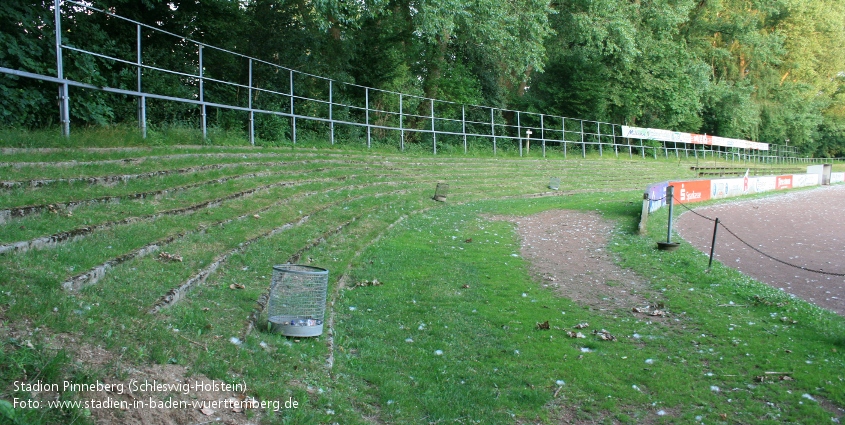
[268,264,328,337]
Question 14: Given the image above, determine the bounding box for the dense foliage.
[1,0,843,155]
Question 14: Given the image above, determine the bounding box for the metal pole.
[289,70,295,145]
[597,122,602,157]
[517,111,522,157]
[491,108,496,156]
[248,58,254,145]
[708,218,720,269]
[666,185,675,244]
[55,0,70,137]
[366,87,371,149]
[399,94,404,151]
[199,45,206,141]
[462,105,467,154]
[137,24,146,139]
[580,120,585,158]
[431,99,436,154]
[562,117,566,159]
[329,80,334,145]
[541,115,546,158]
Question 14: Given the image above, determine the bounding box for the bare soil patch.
[494,210,659,313]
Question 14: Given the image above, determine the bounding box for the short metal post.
[597,122,603,157]
[517,111,522,157]
[580,120,585,158]
[666,185,675,243]
[708,218,720,269]
[329,80,334,145]
[431,99,436,154]
[137,24,146,139]
[199,46,206,141]
[462,105,467,154]
[399,94,404,151]
[55,0,70,137]
[541,115,546,158]
[525,129,532,154]
[248,58,254,145]
[366,87,371,148]
[491,108,496,156]
[290,70,295,145]
[562,117,566,159]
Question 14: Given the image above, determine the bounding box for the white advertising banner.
[620,126,768,151]
[710,178,751,199]
[756,176,777,192]
[832,172,845,184]
[792,174,820,188]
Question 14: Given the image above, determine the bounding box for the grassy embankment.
[1,128,843,424]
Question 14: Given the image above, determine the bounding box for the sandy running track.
[674,184,845,316]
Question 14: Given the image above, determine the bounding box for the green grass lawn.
[1,129,843,425]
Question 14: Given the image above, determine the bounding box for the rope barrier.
[674,198,845,277]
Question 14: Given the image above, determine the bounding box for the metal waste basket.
[268,264,328,337]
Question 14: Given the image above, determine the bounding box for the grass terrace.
[1,128,843,424]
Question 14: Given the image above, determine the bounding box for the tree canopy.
[1,0,843,155]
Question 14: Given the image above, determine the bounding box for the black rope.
[717,222,845,277]
[675,198,716,222]
[646,195,666,202]
[673,197,845,277]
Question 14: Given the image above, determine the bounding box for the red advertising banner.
[690,134,712,145]
[670,180,712,204]
[776,175,793,190]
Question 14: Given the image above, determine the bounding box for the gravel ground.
[500,210,660,313]
[675,184,845,316]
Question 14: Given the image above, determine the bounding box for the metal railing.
[0,0,839,164]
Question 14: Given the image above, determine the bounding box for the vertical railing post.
[580,120,585,158]
[399,94,404,151]
[199,45,206,141]
[597,122,603,157]
[541,114,546,158]
[562,117,566,159]
[491,108,497,156]
[462,105,467,154]
[248,58,254,146]
[55,0,70,137]
[366,87,371,149]
[289,70,295,145]
[517,111,522,157]
[431,99,436,154]
[136,24,146,139]
[329,80,334,145]
[613,124,619,158]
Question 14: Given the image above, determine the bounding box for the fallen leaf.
[536,321,550,330]
[574,322,589,329]
[200,408,215,416]
[566,331,585,338]
[593,329,617,341]
[465,238,472,243]
[253,214,261,219]
[158,252,183,262]
[229,283,245,289]
[462,284,470,288]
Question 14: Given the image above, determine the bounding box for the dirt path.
[500,210,658,313]
[674,185,845,315]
